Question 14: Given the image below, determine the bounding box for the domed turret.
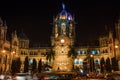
[55,3,73,21]
[51,3,75,46]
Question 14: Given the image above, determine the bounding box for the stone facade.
[0,4,120,73]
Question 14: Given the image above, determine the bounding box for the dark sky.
[0,0,120,44]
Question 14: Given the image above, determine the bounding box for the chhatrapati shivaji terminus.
[0,4,120,74]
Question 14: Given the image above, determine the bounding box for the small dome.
[55,4,73,21]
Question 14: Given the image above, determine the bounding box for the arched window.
[97,50,100,54]
[91,50,95,55]
[77,51,80,55]
[74,59,79,64]
[29,59,33,65]
[82,50,86,54]
[79,59,83,65]
[95,59,100,65]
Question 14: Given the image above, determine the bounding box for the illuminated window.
[96,69,100,73]
[74,59,79,64]
[97,50,100,54]
[29,59,33,65]
[79,59,83,65]
[91,50,95,55]
[95,59,100,65]
[82,50,86,54]
[77,51,80,55]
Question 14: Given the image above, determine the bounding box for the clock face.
[60,39,65,44]
[55,35,71,46]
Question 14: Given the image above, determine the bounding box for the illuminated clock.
[60,39,65,44]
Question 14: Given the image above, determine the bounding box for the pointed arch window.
[95,59,100,65]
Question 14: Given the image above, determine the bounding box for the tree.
[46,48,55,62]
[111,57,118,71]
[11,58,21,75]
[106,57,111,72]
[24,56,29,72]
[38,59,42,73]
[68,46,77,58]
[100,57,105,73]
[89,57,95,72]
[32,58,37,73]
[68,46,77,71]
[16,57,21,72]
[11,59,16,75]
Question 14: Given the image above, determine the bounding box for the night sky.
[0,0,120,44]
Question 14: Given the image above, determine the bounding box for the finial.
[0,17,3,26]
[62,3,65,10]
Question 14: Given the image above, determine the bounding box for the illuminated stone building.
[0,4,120,73]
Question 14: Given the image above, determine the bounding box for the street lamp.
[2,50,6,53]
[115,45,119,58]
[90,54,94,72]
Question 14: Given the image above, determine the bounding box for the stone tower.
[51,4,75,71]
[0,17,7,45]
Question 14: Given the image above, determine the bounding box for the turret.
[0,17,7,41]
[51,4,75,46]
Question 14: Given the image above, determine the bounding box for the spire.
[62,3,65,10]
[0,17,3,26]
[4,20,7,28]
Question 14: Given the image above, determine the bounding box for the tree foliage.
[11,58,21,75]
[89,57,95,72]
[24,56,29,73]
[11,59,16,75]
[38,59,42,73]
[111,57,118,71]
[100,57,105,73]
[32,58,37,73]
[46,48,55,62]
[68,46,77,58]
[16,57,22,72]
[106,57,111,72]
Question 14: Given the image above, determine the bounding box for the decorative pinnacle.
[62,3,65,10]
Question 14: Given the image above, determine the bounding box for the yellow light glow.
[12,51,15,53]
[90,55,93,57]
[2,50,6,53]
[115,45,119,48]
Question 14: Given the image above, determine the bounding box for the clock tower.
[51,4,75,71]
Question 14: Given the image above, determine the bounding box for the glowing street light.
[2,50,6,53]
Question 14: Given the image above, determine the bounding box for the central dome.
[55,4,73,21]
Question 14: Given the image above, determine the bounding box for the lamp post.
[115,45,118,58]
[90,54,94,72]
